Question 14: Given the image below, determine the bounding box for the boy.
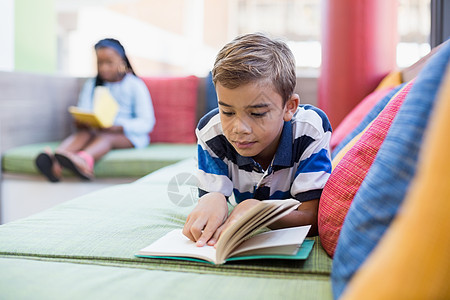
[183,33,332,247]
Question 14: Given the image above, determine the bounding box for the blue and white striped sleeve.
[291,107,332,202]
[196,110,234,197]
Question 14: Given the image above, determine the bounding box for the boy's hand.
[268,199,319,236]
[212,199,260,248]
[182,192,228,247]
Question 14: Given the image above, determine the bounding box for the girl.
[35,38,155,182]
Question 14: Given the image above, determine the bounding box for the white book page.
[231,244,300,257]
[218,200,300,260]
[229,225,311,257]
[137,229,217,263]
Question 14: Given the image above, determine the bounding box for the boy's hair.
[212,33,296,105]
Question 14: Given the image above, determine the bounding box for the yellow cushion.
[341,66,450,300]
[374,70,402,91]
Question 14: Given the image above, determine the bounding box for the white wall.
[64,3,217,77]
[0,0,14,71]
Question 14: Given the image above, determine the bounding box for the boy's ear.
[283,93,299,121]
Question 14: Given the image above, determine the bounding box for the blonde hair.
[212,33,296,105]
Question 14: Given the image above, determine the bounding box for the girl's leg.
[54,132,133,180]
[82,132,133,161]
[56,129,95,153]
[35,130,94,182]
[35,147,63,182]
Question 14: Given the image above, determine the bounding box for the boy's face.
[216,81,299,166]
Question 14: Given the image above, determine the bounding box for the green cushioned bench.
[0,161,332,299]
[2,142,197,178]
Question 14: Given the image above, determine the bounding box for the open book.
[136,199,314,265]
[69,86,119,128]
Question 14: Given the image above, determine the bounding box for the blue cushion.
[331,41,450,299]
[205,71,218,114]
[331,84,404,158]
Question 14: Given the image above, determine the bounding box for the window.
[55,0,432,76]
[234,0,432,71]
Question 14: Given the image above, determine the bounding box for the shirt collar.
[272,121,293,167]
[234,121,293,168]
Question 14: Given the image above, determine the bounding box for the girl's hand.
[182,192,228,247]
[74,120,91,130]
[101,125,124,133]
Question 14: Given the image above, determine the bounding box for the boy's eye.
[251,112,268,118]
[221,111,234,116]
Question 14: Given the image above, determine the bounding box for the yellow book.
[69,86,119,128]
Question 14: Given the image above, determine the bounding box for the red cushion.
[142,76,198,144]
[330,87,393,151]
[318,80,413,257]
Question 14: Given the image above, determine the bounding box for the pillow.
[331,40,450,299]
[331,82,406,168]
[205,71,218,113]
[374,70,402,91]
[341,64,450,300]
[330,88,392,151]
[331,84,404,158]
[142,76,199,144]
[318,81,413,257]
[331,130,363,170]
[330,70,402,151]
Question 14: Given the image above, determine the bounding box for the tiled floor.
[0,174,133,224]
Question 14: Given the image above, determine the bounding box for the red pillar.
[318,0,398,129]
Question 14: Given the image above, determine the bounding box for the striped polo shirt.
[196,105,332,205]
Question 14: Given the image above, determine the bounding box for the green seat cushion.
[2,142,196,178]
[0,257,331,299]
[0,160,332,298]
[0,182,332,277]
[136,157,198,185]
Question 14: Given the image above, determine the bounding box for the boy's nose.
[232,117,252,135]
